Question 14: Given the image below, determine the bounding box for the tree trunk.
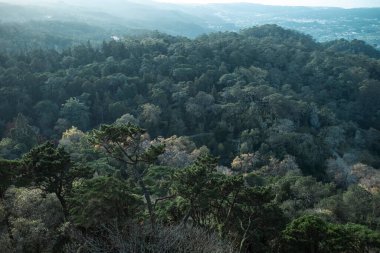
[138,179,156,230]
[131,163,156,230]
[56,192,68,218]
[221,189,240,235]
[181,201,194,226]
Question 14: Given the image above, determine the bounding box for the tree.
[155,135,199,168]
[342,185,374,226]
[172,155,218,224]
[0,114,39,159]
[231,153,256,173]
[59,97,90,131]
[186,91,215,119]
[0,159,23,195]
[33,100,59,136]
[9,114,39,149]
[89,123,164,229]
[138,103,162,134]
[58,126,99,164]
[2,187,65,253]
[115,113,139,126]
[232,187,285,253]
[339,223,380,252]
[282,215,380,253]
[22,142,92,215]
[282,215,328,253]
[171,154,283,252]
[358,79,380,128]
[68,176,143,229]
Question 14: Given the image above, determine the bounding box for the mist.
[3,0,380,8]
[1,0,379,44]
[157,0,380,8]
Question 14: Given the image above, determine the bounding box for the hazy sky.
[1,0,380,8]
[154,0,380,8]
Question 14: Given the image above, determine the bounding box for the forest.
[1,1,380,51]
[0,24,380,252]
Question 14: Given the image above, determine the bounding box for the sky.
[1,0,380,8]
[154,0,380,8]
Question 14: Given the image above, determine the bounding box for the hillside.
[0,25,380,252]
[1,1,380,50]
[197,3,380,49]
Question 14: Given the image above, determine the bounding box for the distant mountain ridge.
[0,1,379,50]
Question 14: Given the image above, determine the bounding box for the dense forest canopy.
[1,25,379,170]
[0,23,380,252]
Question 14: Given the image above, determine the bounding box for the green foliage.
[23,142,70,194]
[59,97,90,131]
[273,172,335,218]
[0,25,379,176]
[171,155,238,227]
[343,185,374,224]
[282,215,328,253]
[34,100,59,136]
[170,155,285,252]
[144,166,174,197]
[282,214,380,253]
[68,176,143,229]
[0,114,38,159]
[2,187,65,253]
[0,24,379,252]
[0,159,23,194]
[22,142,92,213]
[90,123,164,228]
[90,123,165,173]
[9,114,38,151]
[339,223,380,252]
[172,154,218,203]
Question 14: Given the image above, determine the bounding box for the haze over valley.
[1,0,380,50]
